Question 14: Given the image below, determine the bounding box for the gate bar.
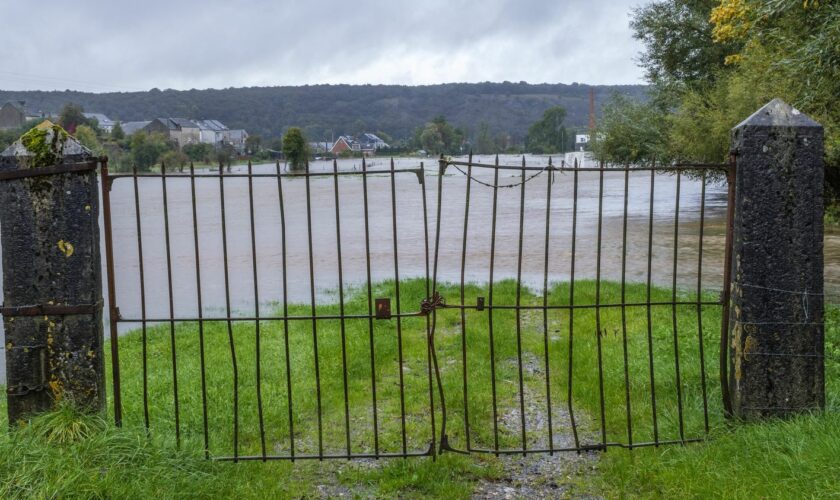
[101,158,122,426]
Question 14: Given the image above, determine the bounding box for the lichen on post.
[0,120,105,424]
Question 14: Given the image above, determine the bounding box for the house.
[141,118,171,135]
[82,112,116,133]
[360,133,389,150]
[0,101,26,129]
[192,120,247,152]
[330,136,354,155]
[121,120,152,135]
[160,118,200,148]
[119,116,245,152]
[193,119,228,145]
[126,118,200,148]
[226,129,248,153]
[329,133,390,156]
[0,101,44,130]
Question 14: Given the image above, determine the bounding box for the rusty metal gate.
[101,155,734,461]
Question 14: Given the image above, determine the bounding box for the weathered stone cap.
[733,98,822,130]
[0,120,92,167]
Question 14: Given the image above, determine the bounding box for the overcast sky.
[0,0,645,93]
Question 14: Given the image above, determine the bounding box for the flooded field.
[103,155,727,321]
[1,154,839,382]
[96,153,840,317]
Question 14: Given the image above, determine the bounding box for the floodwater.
[104,155,728,324]
[2,154,840,383]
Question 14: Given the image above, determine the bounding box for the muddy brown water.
[2,154,839,383]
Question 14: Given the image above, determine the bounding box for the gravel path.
[308,353,601,499]
[470,354,600,499]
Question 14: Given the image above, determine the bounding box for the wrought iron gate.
[427,156,734,455]
[102,154,734,460]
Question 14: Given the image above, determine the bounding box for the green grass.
[592,306,840,498]
[0,403,498,498]
[1,279,838,498]
[108,278,720,458]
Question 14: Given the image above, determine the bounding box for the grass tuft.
[22,401,105,445]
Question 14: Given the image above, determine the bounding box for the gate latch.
[375,298,391,320]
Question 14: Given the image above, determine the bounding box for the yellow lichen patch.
[732,321,743,383]
[84,204,91,212]
[724,54,744,65]
[87,350,96,359]
[5,342,12,350]
[743,335,759,361]
[57,239,74,257]
[48,378,63,399]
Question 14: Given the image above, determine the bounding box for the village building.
[193,119,228,145]
[329,136,354,155]
[157,118,200,148]
[118,116,247,152]
[120,120,152,136]
[190,119,248,153]
[226,128,248,153]
[575,133,590,152]
[121,118,201,148]
[0,102,26,130]
[82,112,116,134]
[329,133,390,156]
[360,133,389,150]
[0,101,45,130]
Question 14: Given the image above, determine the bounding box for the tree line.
[0,82,645,148]
[0,101,581,172]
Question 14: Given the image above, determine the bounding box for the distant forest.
[0,82,647,143]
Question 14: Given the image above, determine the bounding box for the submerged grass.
[0,278,837,498]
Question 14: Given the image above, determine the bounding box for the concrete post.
[729,99,824,419]
[0,121,105,423]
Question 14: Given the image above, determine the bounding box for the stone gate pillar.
[728,99,824,419]
[0,121,105,424]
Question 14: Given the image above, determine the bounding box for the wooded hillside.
[0,82,646,141]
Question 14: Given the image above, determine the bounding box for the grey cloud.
[0,0,645,92]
